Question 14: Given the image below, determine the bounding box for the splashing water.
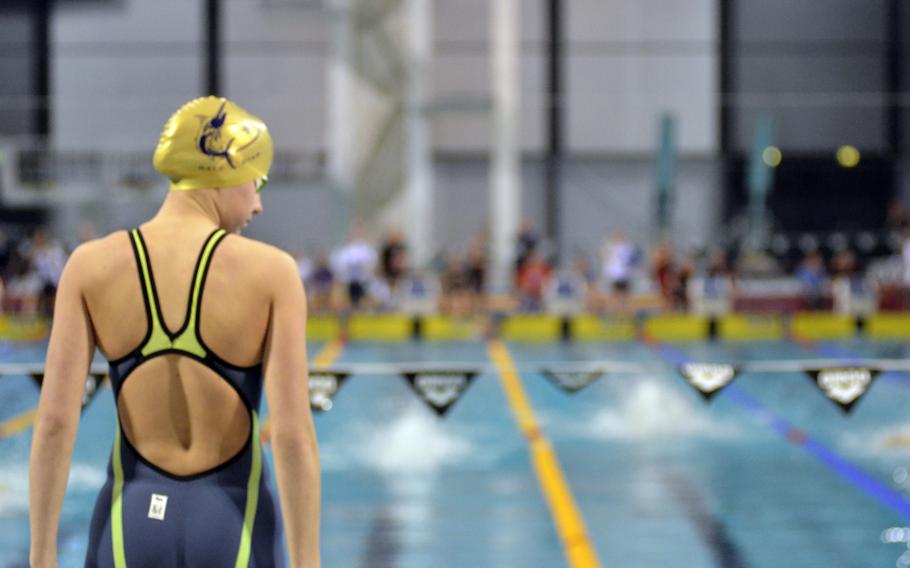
[0,462,105,518]
[358,404,473,476]
[584,379,740,442]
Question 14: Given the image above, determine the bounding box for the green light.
[836,145,860,168]
[762,146,782,167]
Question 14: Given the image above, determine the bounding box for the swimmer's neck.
[150,190,223,231]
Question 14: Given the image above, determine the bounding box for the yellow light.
[836,145,860,168]
[762,146,782,167]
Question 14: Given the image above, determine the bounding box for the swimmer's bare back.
[32,220,320,567]
[85,224,278,473]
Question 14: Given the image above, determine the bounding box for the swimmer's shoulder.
[216,234,302,293]
[61,230,135,289]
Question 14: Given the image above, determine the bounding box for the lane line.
[661,470,750,568]
[650,340,910,522]
[312,336,346,367]
[0,408,37,439]
[488,340,602,568]
[0,373,108,439]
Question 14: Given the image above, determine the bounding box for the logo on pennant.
[541,368,605,394]
[402,371,477,417]
[83,373,105,409]
[309,371,349,412]
[806,367,878,413]
[31,372,106,412]
[678,363,738,400]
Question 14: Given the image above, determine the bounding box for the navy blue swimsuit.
[85,228,284,567]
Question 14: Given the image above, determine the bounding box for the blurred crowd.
[0,226,74,317]
[274,219,910,317]
[2,219,910,320]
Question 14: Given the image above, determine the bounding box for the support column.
[32,0,50,137]
[886,0,902,157]
[405,0,433,269]
[327,0,356,227]
[204,0,221,96]
[490,0,520,294]
[544,0,563,263]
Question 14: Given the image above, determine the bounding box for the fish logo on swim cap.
[153,96,273,191]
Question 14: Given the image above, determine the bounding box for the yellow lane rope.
[0,408,38,439]
[488,340,602,568]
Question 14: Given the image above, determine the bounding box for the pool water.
[3,339,910,567]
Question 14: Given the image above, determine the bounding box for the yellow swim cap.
[153,96,273,191]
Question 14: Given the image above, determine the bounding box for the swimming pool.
[3,338,910,567]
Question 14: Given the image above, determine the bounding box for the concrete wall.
[46,0,718,155]
[52,0,202,152]
[31,0,724,254]
[0,12,34,136]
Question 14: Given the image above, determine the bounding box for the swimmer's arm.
[264,253,320,568]
[29,246,96,568]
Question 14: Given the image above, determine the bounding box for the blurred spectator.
[831,250,875,316]
[545,266,587,315]
[295,251,313,283]
[600,231,636,311]
[796,252,828,310]
[464,236,487,311]
[4,252,41,314]
[886,198,909,232]
[673,252,696,312]
[651,242,675,309]
[398,271,440,315]
[571,254,596,287]
[902,229,910,306]
[0,229,11,276]
[514,219,539,279]
[570,254,599,310]
[366,266,395,311]
[29,227,67,316]
[440,253,471,314]
[690,249,734,315]
[307,254,335,312]
[516,250,552,311]
[379,229,407,290]
[331,229,377,309]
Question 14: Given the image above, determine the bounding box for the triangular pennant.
[82,373,106,410]
[805,367,879,414]
[541,368,606,394]
[402,370,477,417]
[309,371,349,412]
[678,363,739,401]
[29,372,105,412]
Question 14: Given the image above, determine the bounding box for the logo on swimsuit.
[678,363,739,401]
[806,367,879,413]
[402,371,478,417]
[541,368,606,394]
[148,493,168,521]
[308,371,349,412]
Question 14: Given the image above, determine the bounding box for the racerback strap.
[129,228,228,358]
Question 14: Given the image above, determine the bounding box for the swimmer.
[29,97,319,567]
